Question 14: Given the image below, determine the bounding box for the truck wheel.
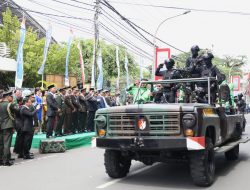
[189,138,215,187]
[104,150,131,178]
[225,144,239,161]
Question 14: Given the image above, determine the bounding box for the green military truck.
[95,78,249,187]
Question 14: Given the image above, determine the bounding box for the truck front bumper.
[96,136,205,151]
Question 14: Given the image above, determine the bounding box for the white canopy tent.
[0,56,16,72]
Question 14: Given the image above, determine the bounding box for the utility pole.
[93,0,100,88]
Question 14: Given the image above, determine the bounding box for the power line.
[28,0,150,57]
[3,1,154,59]
[100,8,153,46]
[33,9,153,60]
[50,0,95,12]
[68,0,95,7]
[108,1,250,16]
[3,4,93,22]
[101,0,154,46]
[101,0,187,53]
[99,22,153,59]
[100,12,152,47]
[28,0,93,24]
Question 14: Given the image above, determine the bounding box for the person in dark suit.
[104,90,112,107]
[55,87,67,136]
[13,97,23,155]
[20,98,40,159]
[86,88,98,132]
[78,88,88,133]
[64,89,75,134]
[46,84,60,138]
[71,87,81,133]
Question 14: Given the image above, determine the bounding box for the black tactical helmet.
[191,45,200,52]
[203,52,214,60]
[164,58,175,66]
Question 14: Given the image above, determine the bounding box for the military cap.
[58,87,67,92]
[23,97,30,103]
[2,90,13,97]
[80,87,87,92]
[77,82,83,90]
[25,92,34,98]
[47,84,56,90]
[89,87,95,91]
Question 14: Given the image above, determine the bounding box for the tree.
[0,9,140,88]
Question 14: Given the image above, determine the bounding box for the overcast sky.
[12,0,250,68]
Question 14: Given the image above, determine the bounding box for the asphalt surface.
[1,114,250,190]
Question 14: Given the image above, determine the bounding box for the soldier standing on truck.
[184,45,204,102]
[197,53,223,104]
[155,58,181,103]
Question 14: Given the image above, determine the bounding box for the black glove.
[158,63,164,68]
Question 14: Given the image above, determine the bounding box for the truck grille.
[108,113,180,136]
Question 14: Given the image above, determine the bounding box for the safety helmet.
[191,45,200,52]
[164,58,175,66]
[203,52,214,60]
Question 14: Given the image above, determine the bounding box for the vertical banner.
[38,24,52,75]
[77,41,85,86]
[65,29,73,87]
[97,50,103,91]
[124,52,130,88]
[140,57,144,79]
[232,76,240,91]
[116,46,120,89]
[15,18,26,88]
[91,42,95,88]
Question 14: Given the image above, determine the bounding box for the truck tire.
[104,150,131,178]
[225,144,239,161]
[189,138,215,187]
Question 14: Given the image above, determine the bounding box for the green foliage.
[174,52,247,79]
[0,9,140,88]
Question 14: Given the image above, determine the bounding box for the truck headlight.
[182,114,196,128]
[95,115,107,128]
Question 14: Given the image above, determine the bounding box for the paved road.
[1,114,250,190]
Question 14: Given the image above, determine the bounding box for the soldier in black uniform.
[155,58,181,103]
[237,93,246,114]
[185,45,203,78]
[196,53,223,104]
[55,87,67,137]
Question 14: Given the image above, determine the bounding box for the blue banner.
[15,19,26,88]
[65,30,73,86]
[38,24,52,75]
[116,46,120,89]
[124,52,130,88]
[97,50,103,91]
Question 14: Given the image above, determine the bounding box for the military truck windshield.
[133,77,218,105]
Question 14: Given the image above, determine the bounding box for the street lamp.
[152,10,191,80]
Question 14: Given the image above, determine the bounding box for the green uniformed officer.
[0,91,18,166]
[55,87,67,136]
